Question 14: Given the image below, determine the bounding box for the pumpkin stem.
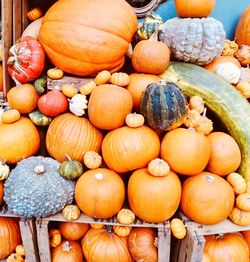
[62,241,72,252]
[95,173,104,180]
[33,165,45,174]
[205,175,216,183]
[64,154,72,162]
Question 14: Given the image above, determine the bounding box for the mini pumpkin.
[59,222,89,241]
[113,226,132,237]
[62,205,81,221]
[80,81,96,96]
[90,224,104,229]
[29,110,52,126]
[236,82,250,98]
[6,253,24,262]
[69,94,88,116]
[83,151,102,170]
[221,39,239,56]
[27,7,42,21]
[59,154,83,180]
[202,253,211,262]
[235,45,250,66]
[227,172,246,194]
[47,68,64,80]
[95,70,111,85]
[148,158,170,177]
[34,74,47,94]
[189,96,205,114]
[195,114,213,136]
[62,84,78,98]
[229,207,250,226]
[15,245,25,256]
[1,109,21,124]
[183,109,202,128]
[215,62,241,84]
[170,218,186,240]
[125,113,145,128]
[117,209,135,225]
[236,193,250,211]
[0,161,10,180]
[111,72,130,87]
[49,229,62,248]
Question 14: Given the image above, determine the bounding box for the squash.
[235,82,250,98]
[29,110,52,126]
[62,205,81,221]
[125,113,144,128]
[236,193,250,211]
[49,229,62,248]
[95,70,111,85]
[62,84,78,98]
[214,62,241,84]
[83,151,102,169]
[227,173,246,194]
[160,62,250,181]
[59,154,83,180]
[222,39,239,57]
[235,6,250,46]
[90,224,104,229]
[140,81,188,131]
[0,161,10,180]
[170,218,186,240]
[117,209,135,225]
[189,96,205,114]
[242,231,250,251]
[33,74,47,94]
[229,207,250,226]
[1,109,21,124]
[111,72,130,87]
[204,56,241,72]
[27,7,42,21]
[80,81,96,96]
[113,226,132,237]
[69,94,88,116]
[59,222,89,241]
[22,17,42,39]
[6,253,24,262]
[15,245,25,256]
[47,68,64,80]
[39,0,137,76]
[0,181,4,206]
[148,158,170,177]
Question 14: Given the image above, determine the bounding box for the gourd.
[15,245,25,256]
[29,110,52,126]
[113,226,132,237]
[80,81,96,96]
[117,209,135,225]
[222,40,239,57]
[83,151,102,169]
[140,81,187,131]
[95,71,111,85]
[236,82,250,98]
[235,6,250,45]
[229,207,250,226]
[69,94,88,116]
[49,229,62,248]
[170,218,186,239]
[1,109,20,124]
[189,96,205,114]
[90,224,104,229]
[111,72,130,86]
[160,62,250,181]
[4,156,75,217]
[236,193,250,211]
[59,154,83,180]
[33,73,47,94]
[39,0,137,76]
[204,56,241,72]
[47,68,64,79]
[235,45,250,66]
[215,62,241,84]
[0,161,10,180]
[59,222,89,241]
[61,84,78,98]
[62,205,81,221]
[27,7,42,21]
[227,173,246,194]
[148,158,170,177]
[125,113,145,128]
[6,253,24,262]
[151,18,225,65]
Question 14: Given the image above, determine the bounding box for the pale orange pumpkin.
[113,226,132,237]
[236,193,250,211]
[204,56,241,72]
[111,72,130,87]
[15,245,25,257]
[49,229,62,248]
[61,84,78,98]
[83,151,102,169]
[95,70,111,85]
[229,207,250,226]
[80,81,96,96]
[59,222,89,241]
[235,6,250,46]
[47,68,64,80]
[148,158,170,177]
[117,209,135,225]
[90,224,104,229]
[125,113,145,128]
[242,230,250,251]
[227,172,246,194]
[170,218,187,240]
[27,7,42,21]
[1,109,21,124]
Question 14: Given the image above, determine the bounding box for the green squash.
[29,109,52,126]
[140,81,188,131]
[34,73,47,94]
[59,154,83,180]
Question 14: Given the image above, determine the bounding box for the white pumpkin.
[215,62,241,84]
[69,94,88,116]
[0,161,10,180]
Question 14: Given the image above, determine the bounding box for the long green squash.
[160,62,250,181]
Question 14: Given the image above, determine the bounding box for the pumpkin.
[39,0,137,76]
[125,113,144,128]
[127,73,160,111]
[62,205,81,221]
[75,168,125,219]
[202,253,211,262]
[140,81,188,131]
[170,218,186,240]
[0,117,40,164]
[102,126,160,173]
[229,207,250,226]
[22,17,42,39]
[1,109,21,124]
[34,74,47,94]
[207,132,241,176]
[29,110,52,126]
[0,181,4,206]
[49,229,62,248]
[235,45,250,66]
[128,168,181,223]
[27,7,42,21]
[189,96,205,114]
[46,113,103,163]
[113,226,132,237]
[83,151,102,169]
[15,245,25,256]
[90,224,104,229]
[95,70,111,85]
[161,128,211,176]
[59,154,83,180]
[47,68,64,80]
[80,81,96,96]
[38,89,69,117]
[82,228,132,262]
[236,193,250,211]
[132,40,170,74]
[59,222,89,241]
[7,84,39,114]
[147,158,170,177]
[111,72,130,87]
[0,161,10,180]
[204,56,241,72]
[194,114,214,136]
[235,6,250,46]
[69,94,88,116]
[174,0,216,18]
[215,62,241,84]
[151,18,225,65]
[0,217,21,259]
[221,39,239,57]
[183,109,202,128]
[51,240,83,262]
[242,231,250,251]
[117,209,135,225]
[236,82,250,98]
[128,227,157,262]
[62,84,78,98]
[181,172,235,224]
[204,233,249,262]
[88,84,133,130]
[0,64,3,92]
[6,253,24,262]
[227,173,246,194]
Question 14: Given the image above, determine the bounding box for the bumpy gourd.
[151,17,225,65]
[4,156,75,217]
[29,110,52,126]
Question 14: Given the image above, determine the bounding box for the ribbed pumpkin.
[140,81,187,131]
[39,0,137,76]
[0,117,40,164]
[181,172,235,224]
[235,6,250,46]
[75,168,125,219]
[46,113,103,163]
[128,168,181,223]
[242,231,250,251]
[81,228,132,262]
[88,85,133,130]
[0,65,3,92]
[0,181,3,206]
[102,126,160,173]
[59,222,89,241]
[0,217,21,259]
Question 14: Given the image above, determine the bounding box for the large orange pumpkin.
[39,0,137,76]
[102,126,160,173]
[0,217,21,259]
[128,168,181,223]
[59,222,89,241]
[0,181,3,206]
[81,228,133,262]
[88,84,133,130]
[0,117,40,164]
[235,6,250,46]
[242,230,250,251]
[204,233,249,262]
[75,168,125,219]
[181,172,235,224]
[204,56,241,72]
[46,113,103,163]
[0,64,3,92]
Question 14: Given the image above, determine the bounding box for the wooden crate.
[36,212,171,262]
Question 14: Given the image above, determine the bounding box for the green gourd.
[29,109,52,126]
[34,73,47,94]
[59,154,83,180]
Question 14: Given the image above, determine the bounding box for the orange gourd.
[117,209,135,225]
[113,226,132,237]
[236,193,250,211]
[0,181,3,206]
[242,230,250,251]
[204,56,241,72]
[235,6,250,46]
[111,72,130,87]
[59,222,89,241]
[95,71,111,85]
[15,244,25,256]
[90,224,104,229]
[49,229,62,248]
[83,151,102,169]
[1,109,21,124]
[80,81,96,96]
[47,68,64,79]
[148,158,170,177]
[170,218,187,240]
[125,113,145,128]
[27,7,42,21]
[229,207,250,226]
[61,84,78,98]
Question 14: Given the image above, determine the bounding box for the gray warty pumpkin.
[150,17,226,65]
[4,156,75,217]
[140,81,188,131]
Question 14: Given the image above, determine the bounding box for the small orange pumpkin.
[49,229,62,248]
[227,173,246,194]
[170,218,186,240]
[117,209,135,225]
[47,68,64,80]
[235,6,250,46]
[229,207,250,226]
[235,82,250,98]
[236,193,250,211]
[83,151,102,169]
[189,96,205,114]
[15,245,25,256]
[27,7,42,21]
[61,84,78,98]
[95,70,111,85]
[90,224,104,229]
[125,113,145,128]
[148,158,170,177]
[1,109,21,124]
[59,222,89,241]
[111,72,130,87]
[113,225,132,237]
[80,81,97,96]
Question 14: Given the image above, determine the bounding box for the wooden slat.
[13,0,22,42]
[158,226,171,262]
[36,220,51,262]
[21,0,29,32]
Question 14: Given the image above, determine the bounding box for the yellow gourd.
[229,207,250,226]
[61,84,78,98]
[170,218,187,239]
[49,229,62,248]
[227,172,247,194]
[80,81,97,95]
[95,70,111,85]
[148,158,170,177]
[117,208,136,225]
[113,225,132,237]
[236,193,250,211]
[83,151,102,169]
[62,205,81,221]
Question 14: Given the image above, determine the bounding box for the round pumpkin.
[242,231,250,251]
[88,84,133,130]
[102,126,160,173]
[59,222,89,241]
[75,168,125,219]
[0,181,3,206]
[204,56,241,72]
[161,128,211,176]
[128,168,181,223]
[46,113,103,163]
[39,0,137,76]
[0,217,21,259]
[207,132,241,176]
[235,6,250,46]
[127,73,160,111]
[204,233,249,262]
[0,64,3,92]
[7,84,39,114]
[181,172,235,224]
[0,117,40,164]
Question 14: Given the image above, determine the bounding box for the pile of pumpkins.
[1,0,250,261]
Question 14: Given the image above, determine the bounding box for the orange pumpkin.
[207,132,241,176]
[242,230,250,251]
[75,168,125,219]
[161,128,211,176]
[49,229,62,248]
[181,172,235,224]
[59,222,89,241]
[88,84,133,130]
[27,7,42,21]
[46,113,103,163]
[7,84,39,114]
[128,168,181,223]
[0,181,3,206]
[204,56,241,72]
[90,224,104,229]
[0,117,40,164]
[235,6,250,46]
[102,126,160,173]
[0,217,21,259]
[127,73,160,111]
[39,0,137,76]
[0,64,3,92]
